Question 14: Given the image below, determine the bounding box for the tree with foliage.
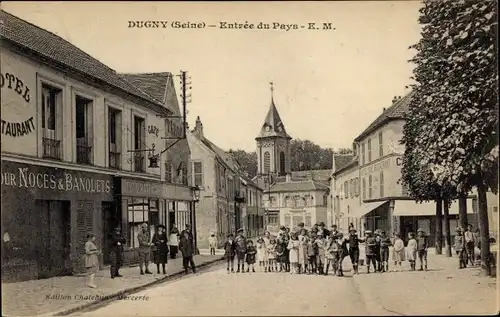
[405,0,497,275]
[290,139,334,171]
[228,149,258,178]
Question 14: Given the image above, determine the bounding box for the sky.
[3,1,422,153]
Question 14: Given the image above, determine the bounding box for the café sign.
[1,167,112,193]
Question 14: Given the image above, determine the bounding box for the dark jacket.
[110,231,126,254]
[347,234,363,249]
[416,236,428,250]
[180,229,194,242]
[235,235,247,253]
[223,240,236,257]
[365,237,377,256]
[380,236,392,249]
[152,232,169,255]
[179,236,194,257]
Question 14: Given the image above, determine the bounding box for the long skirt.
[154,251,168,264]
[406,248,417,261]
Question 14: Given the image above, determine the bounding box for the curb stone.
[46,256,224,316]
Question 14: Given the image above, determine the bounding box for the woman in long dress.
[287,233,300,274]
[406,232,418,271]
[297,229,309,274]
[152,225,169,274]
[256,237,267,272]
[84,233,100,288]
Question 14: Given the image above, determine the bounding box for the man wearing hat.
[374,229,382,272]
[110,226,126,278]
[137,223,153,275]
[379,230,392,272]
[235,228,247,273]
[317,222,330,238]
[295,222,308,237]
[454,227,466,269]
[346,228,363,274]
[364,230,377,274]
[416,228,428,271]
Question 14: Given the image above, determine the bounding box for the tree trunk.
[477,182,491,276]
[443,199,452,257]
[435,199,443,255]
[458,195,468,230]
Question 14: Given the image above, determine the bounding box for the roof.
[268,179,329,193]
[240,174,262,190]
[291,169,332,181]
[118,73,171,104]
[0,10,169,116]
[333,159,359,176]
[256,98,292,139]
[354,91,414,142]
[334,154,354,171]
[200,137,240,173]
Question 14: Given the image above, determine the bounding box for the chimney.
[286,173,291,183]
[383,107,387,113]
[194,116,204,139]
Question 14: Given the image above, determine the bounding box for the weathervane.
[270,81,274,100]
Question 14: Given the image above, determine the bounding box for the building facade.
[187,117,264,248]
[330,93,487,243]
[0,11,192,281]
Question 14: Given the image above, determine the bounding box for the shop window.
[42,84,63,160]
[125,198,162,248]
[133,116,146,172]
[268,212,279,226]
[192,161,203,186]
[108,107,122,169]
[75,95,94,165]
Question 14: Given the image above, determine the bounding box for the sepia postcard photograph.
[0,1,498,316]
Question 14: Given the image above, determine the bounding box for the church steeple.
[255,82,292,179]
[257,82,291,140]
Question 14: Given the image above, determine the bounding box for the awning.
[393,199,475,217]
[354,201,389,218]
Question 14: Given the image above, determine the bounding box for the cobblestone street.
[1,255,222,316]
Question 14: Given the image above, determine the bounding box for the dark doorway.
[102,202,117,265]
[401,217,416,244]
[36,200,71,279]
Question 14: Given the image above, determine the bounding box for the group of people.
[83,223,198,288]
[454,224,481,269]
[222,222,434,277]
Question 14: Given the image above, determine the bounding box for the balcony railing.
[76,139,93,165]
[42,137,62,160]
[134,154,145,173]
[109,151,121,169]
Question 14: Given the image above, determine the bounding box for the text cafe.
[0,160,114,282]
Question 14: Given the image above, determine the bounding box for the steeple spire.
[270,81,274,103]
[256,83,291,140]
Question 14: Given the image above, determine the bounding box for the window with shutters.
[264,151,271,173]
[379,131,384,158]
[344,181,349,199]
[284,214,291,226]
[380,171,385,197]
[361,143,366,165]
[368,138,372,162]
[305,214,312,227]
[368,175,373,199]
[192,161,203,186]
[165,163,173,183]
[363,178,367,200]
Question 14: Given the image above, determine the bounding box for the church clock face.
[265,126,271,132]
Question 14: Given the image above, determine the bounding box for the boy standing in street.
[416,228,428,271]
[223,233,236,273]
[454,227,466,269]
[365,230,377,274]
[347,228,362,275]
[464,224,476,266]
[235,228,247,273]
[379,230,392,272]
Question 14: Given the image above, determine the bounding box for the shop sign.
[1,165,112,194]
[122,179,163,198]
[1,72,35,138]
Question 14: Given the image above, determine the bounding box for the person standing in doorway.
[84,233,100,288]
[110,226,125,278]
[152,225,169,274]
[169,224,180,259]
[137,223,153,275]
[179,230,196,274]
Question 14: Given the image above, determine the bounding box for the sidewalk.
[351,247,498,316]
[1,254,223,317]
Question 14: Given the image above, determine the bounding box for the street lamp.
[191,185,200,254]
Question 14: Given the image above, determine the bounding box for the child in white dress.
[392,233,405,272]
[287,233,300,274]
[406,232,418,271]
[256,237,267,272]
[267,238,277,272]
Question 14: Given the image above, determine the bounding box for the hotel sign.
[1,72,35,138]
